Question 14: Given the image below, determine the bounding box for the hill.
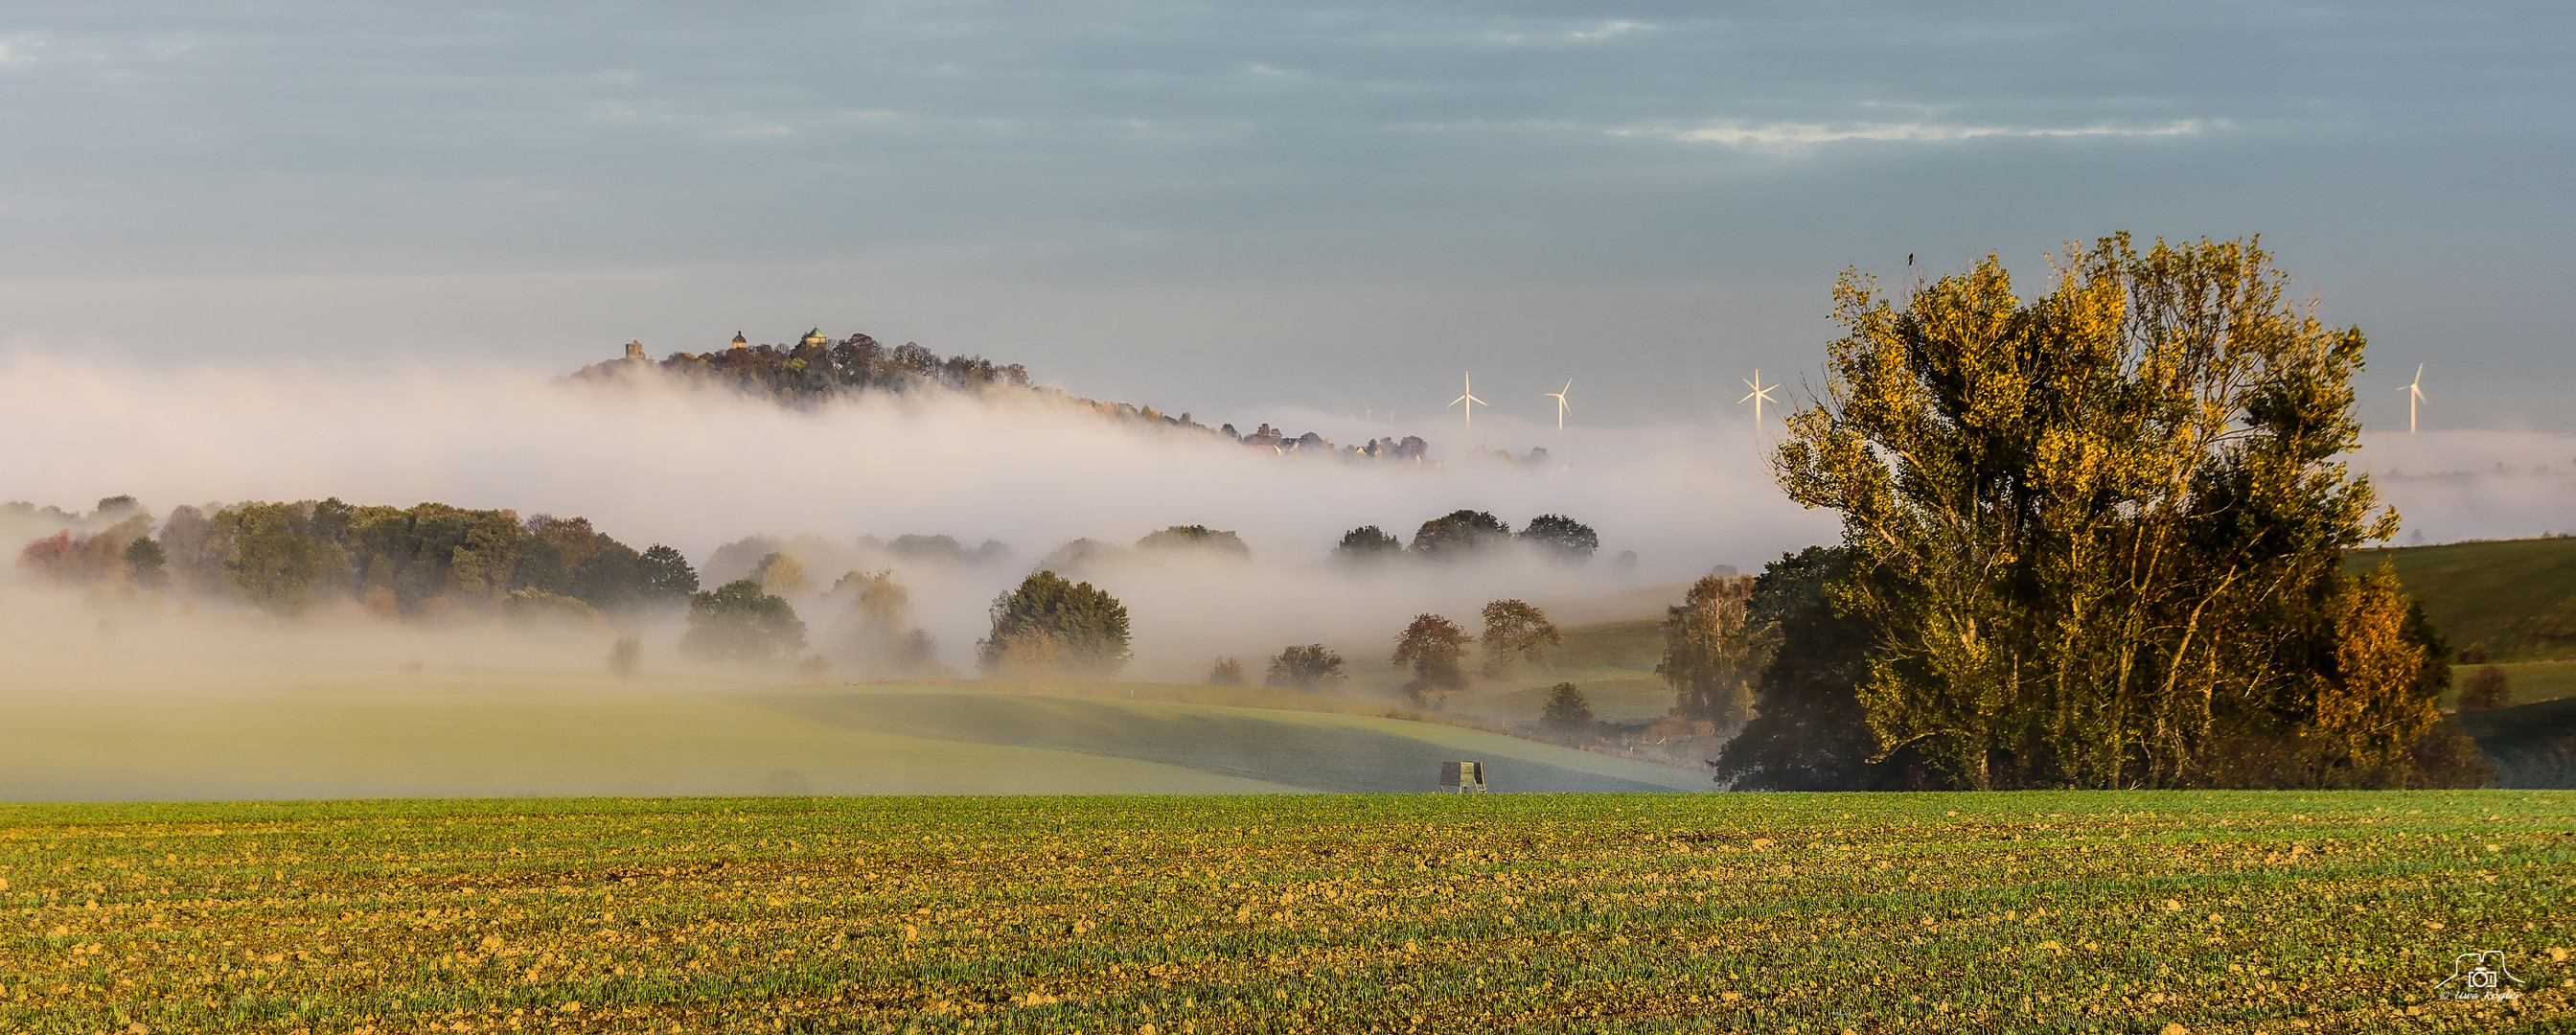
[2348,536,2576,662]
[2347,536,2576,712]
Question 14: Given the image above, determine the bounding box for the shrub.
[1265,645,1346,691]
[2458,665,2510,712]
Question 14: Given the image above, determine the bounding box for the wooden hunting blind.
[1439,760,1486,793]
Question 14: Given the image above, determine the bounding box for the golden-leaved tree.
[1774,234,2484,789]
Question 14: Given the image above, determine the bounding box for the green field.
[0,677,1706,802]
[3,793,2569,1033]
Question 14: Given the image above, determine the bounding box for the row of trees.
[14,496,700,619]
[1712,236,2487,790]
[1336,511,1599,562]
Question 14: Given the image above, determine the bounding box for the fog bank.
[1,355,1836,677]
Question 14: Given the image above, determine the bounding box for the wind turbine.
[2400,364,2426,434]
[1543,380,1572,431]
[1739,370,1781,429]
[1449,373,1486,431]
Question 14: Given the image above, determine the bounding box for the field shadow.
[757,691,1691,793]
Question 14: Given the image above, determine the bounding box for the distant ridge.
[571,330,1456,464]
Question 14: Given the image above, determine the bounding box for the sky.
[2,1,2571,430]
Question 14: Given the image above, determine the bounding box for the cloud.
[1615,118,2214,153]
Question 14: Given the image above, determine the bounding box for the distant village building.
[730,332,748,351]
[801,328,828,348]
[624,339,647,361]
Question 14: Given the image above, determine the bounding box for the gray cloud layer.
[1,2,2568,429]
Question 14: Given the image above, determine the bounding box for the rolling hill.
[2349,536,2576,663]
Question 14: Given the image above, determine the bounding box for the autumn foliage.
[1772,235,2485,789]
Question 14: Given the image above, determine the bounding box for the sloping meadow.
[3,792,2570,1032]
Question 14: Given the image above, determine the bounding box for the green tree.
[1708,547,1914,791]
[1409,511,1509,558]
[1775,234,2474,789]
[679,579,807,665]
[568,537,646,610]
[1137,525,1251,557]
[448,509,526,599]
[977,570,1132,678]
[513,515,600,597]
[1479,599,1560,677]
[214,502,335,614]
[638,544,700,605]
[1333,525,1403,560]
[1659,574,1764,727]
[1392,613,1470,706]
[1540,682,1595,732]
[122,536,168,588]
[1516,515,1599,561]
[1206,656,1247,686]
[1265,644,1346,690]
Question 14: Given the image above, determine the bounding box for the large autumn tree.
[1773,234,2481,790]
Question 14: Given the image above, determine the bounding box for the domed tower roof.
[730,332,748,350]
[801,328,828,347]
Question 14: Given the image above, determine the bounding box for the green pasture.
[2351,537,2576,663]
[0,677,1704,802]
[3,792,2569,1033]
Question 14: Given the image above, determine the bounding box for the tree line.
[1334,511,1601,563]
[13,495,700,619]
[579,330,1033,405]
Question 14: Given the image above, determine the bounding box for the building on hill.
[731,332,748,351]
[801,328,828,347]
[624,339,647,361]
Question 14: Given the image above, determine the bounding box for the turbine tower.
[1449,373,1487,431]
[2401,364,2426,434]
[1739,370,1781,428]
[1544,380,1572,430]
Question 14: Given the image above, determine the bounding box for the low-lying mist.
[0,354,1838,678]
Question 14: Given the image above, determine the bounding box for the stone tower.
[731,332,748,351]
[625,339,646,361]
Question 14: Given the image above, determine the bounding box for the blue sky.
[3,2,2568,429]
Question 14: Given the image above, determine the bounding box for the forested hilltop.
[571,329,1454,463]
